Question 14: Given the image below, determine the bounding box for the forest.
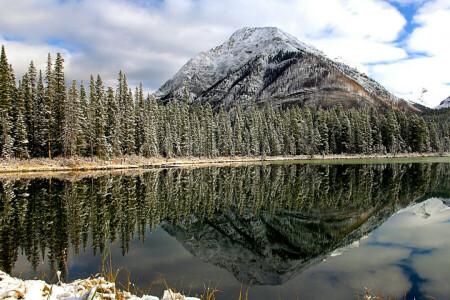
[1,45,449,160]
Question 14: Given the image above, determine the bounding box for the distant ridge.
[435,96,450,109]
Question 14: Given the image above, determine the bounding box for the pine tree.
[106,86,122,157]
[91,75,110,158]
[316,109,329,155]
[23,61,37,156]
[233,106,244,156]
[123,89,136,155]
[78,82,91,157]
[52,53,67,156]
[63,80,81,156]
[0,45,14,158]
[204,103,216,158]
[140,96,159,157]
[43,54,54,158]
[34,71,46,157]
[428,122,440,152]
[180,90,191,156]
[14,110,29,159]
[134,83,145,154]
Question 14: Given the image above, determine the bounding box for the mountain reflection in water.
[0,162,449,298]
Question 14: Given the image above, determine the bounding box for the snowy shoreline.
[0,152,448,174]
[0,271,200,300]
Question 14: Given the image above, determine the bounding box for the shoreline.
[0,152,449,174]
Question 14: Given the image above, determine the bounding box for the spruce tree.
[0,45,14,158]
[34,71,46,157]
[92,75,110,158]
[43,54,54,158]
[52,53,67,156]
[135,83,145,154]
[78,82,91,157]
[123,89,136,155]
[24,61,37,156]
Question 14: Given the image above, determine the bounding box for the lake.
[1,160,449,299]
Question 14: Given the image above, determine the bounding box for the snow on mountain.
[435,96,450,109]
[397,198,450,221]
[154,27,417,112]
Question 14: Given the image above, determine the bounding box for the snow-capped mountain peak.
[154,27,416,112]
[435,96,450,109]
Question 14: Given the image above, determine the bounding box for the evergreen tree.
[43,54,54,158]
[63,80,81,156]
[52,53,67,156]
[316,109,329,155]
[123,89,136,155]
[233,106,244,156]
[140,96,159,157]
[76,81,89,156]
[94,75,110,158]
[23,62,37,156]
[34,71,46,157]
[134,84,145,154]
[106,86,122,157]
[0,45,14,158]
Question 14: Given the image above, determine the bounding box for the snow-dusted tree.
[140,96,159,157]
[78,81,91,157]
[63,80,81,156]
[22,61,37,156]
[42,54,54,158]
[106,86,122,157]
[123,89,136,155]
[134,83,145,154]
[217,107,232,156]
[204,103,217,158]
[92,75,110,158]
[0,45,14,158]
[52,53,67,156]
[14,110,29,159]
[233,106,244,156]
[12,79,29,159]
[180,92,191,156]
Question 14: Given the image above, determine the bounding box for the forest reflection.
[0,163,448,282]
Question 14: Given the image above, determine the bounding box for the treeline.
[1,163,447,275]
[0,46,449,159]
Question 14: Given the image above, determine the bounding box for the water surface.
[1,162,449,299]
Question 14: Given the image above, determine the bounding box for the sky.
[0,0,449,108]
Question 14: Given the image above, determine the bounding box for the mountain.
[154,27,417,112]
[162,203,397,285]
[435,96,450,109]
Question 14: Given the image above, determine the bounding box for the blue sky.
[0,0,449,107]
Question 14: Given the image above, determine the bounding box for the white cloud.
[368,0,450,107]
[0,0,444,107]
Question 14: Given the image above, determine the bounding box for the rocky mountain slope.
[154,27,417,112]
[435,96,450,109]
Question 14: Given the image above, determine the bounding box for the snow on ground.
[0,271,199,300]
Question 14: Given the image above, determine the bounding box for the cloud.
[0,0,445,106]
[368,0,450,106]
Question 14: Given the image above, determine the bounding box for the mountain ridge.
[435,96,450,109]
[154,27,417,112]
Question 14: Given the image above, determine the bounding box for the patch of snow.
[0,271,198,300]
[434,96,450,109]
[329,235,369,257]
[397,198,450,220]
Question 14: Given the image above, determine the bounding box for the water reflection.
[0,163,449,297]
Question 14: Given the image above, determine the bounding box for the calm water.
[1,162,449,299]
